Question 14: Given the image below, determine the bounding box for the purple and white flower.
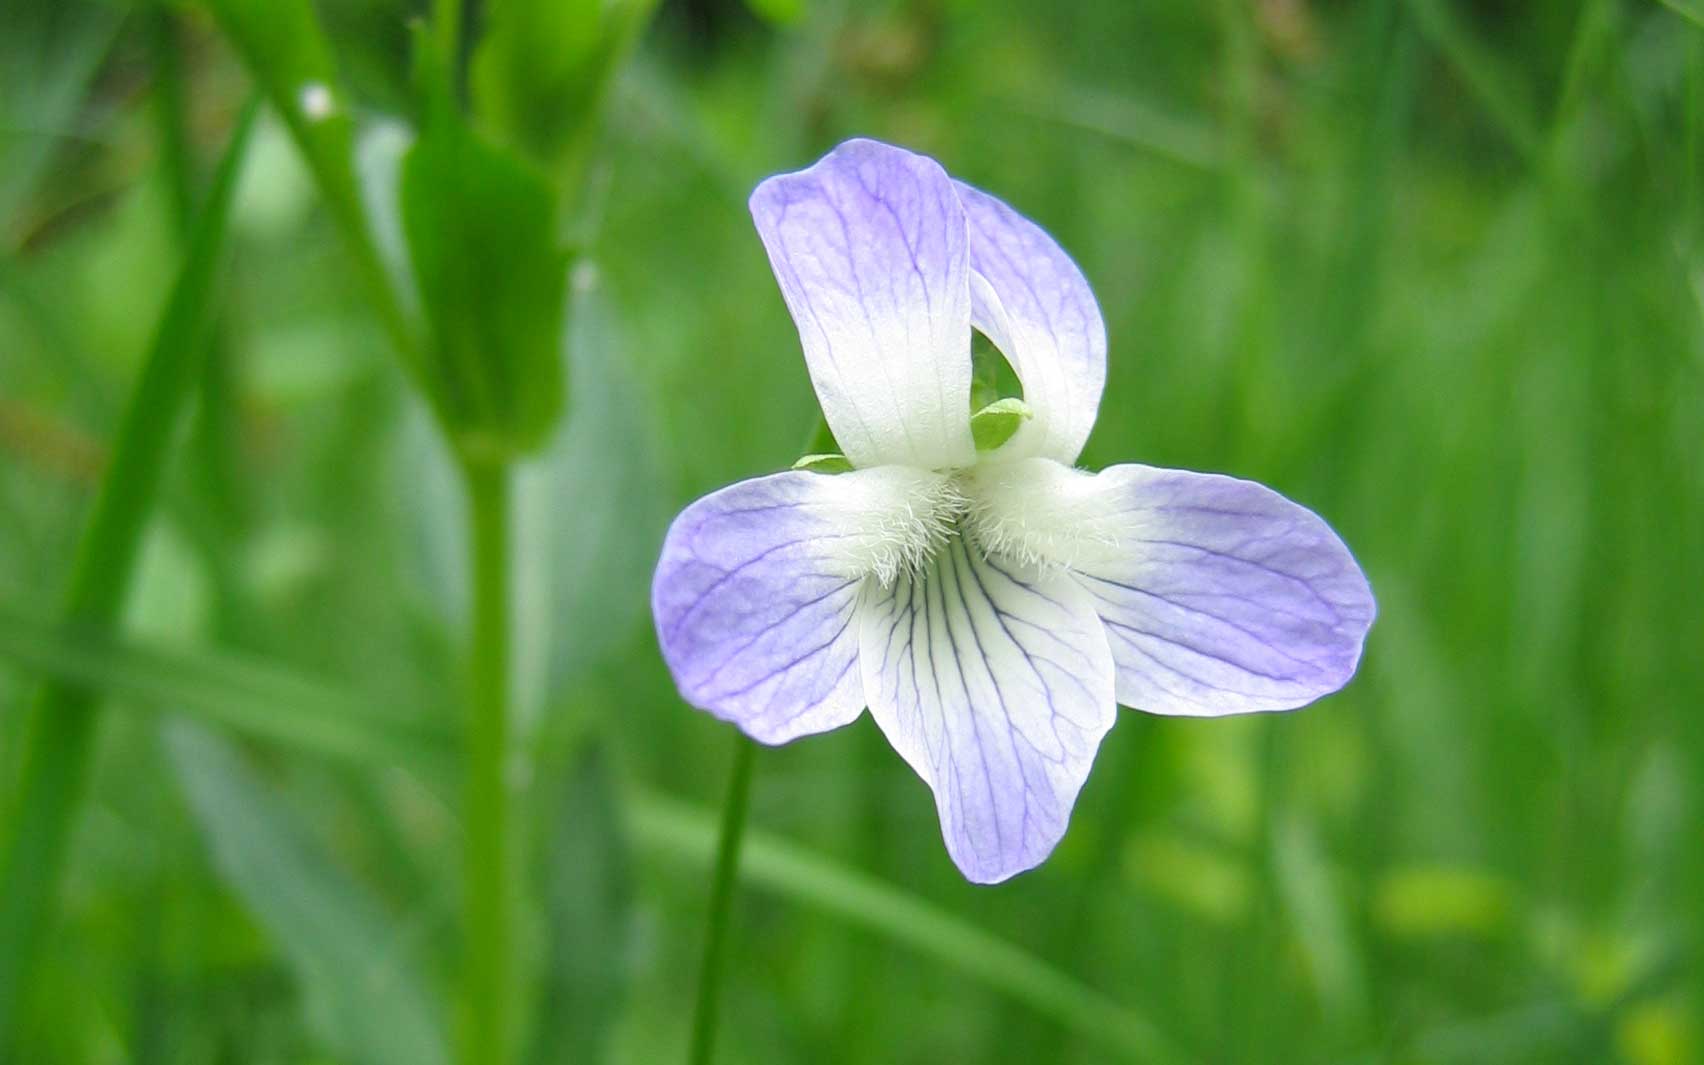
[652,139,1375,884]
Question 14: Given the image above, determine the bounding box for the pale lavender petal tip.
[652,471,867,745]
[1073,464,1375,718]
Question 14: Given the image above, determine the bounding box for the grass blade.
[166,724,451,1065]
[630,794,1189,1064]
[1659,0,1704,31]
[0,607,452,772]
[529,744,635,1065]
[1403,0,1541,159]
[0,99,259,1051]
[205,0,425,383]
[0,0,124,247]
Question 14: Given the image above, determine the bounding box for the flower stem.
[432,0,462,94]
[0,100,257,1055]
[686,737,756,1065]
[460,457,517,1065]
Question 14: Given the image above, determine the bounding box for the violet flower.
[653,139,1375,884]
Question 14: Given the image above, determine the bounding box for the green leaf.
[400,261,668,710]
[529,744,634,1065]
[167,725,451,1065]
[970,397,1032,452]
[791,452,854,474]
[401,108,568,457]
[470,0,660,178]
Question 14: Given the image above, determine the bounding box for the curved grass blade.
[0,99,259,1051]
[630,795,1189,1064]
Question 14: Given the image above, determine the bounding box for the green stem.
[433,0,463,88]
[150,6,248,635]
[0,100,258,1055]
[686,737,756,1065]
[460,458,516,1065]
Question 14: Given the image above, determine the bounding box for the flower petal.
[653,470,879,744]
[956,181,1106,464]
[970,459,1374,716]
[858,536,1117,883]
[750,139,975,470]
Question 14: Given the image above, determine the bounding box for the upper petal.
[956,181,1106,464]
[750,139,975,471]
[858,535,1117,884]
[969,458,1375,716]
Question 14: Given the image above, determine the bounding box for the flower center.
[831,460,1117,587]
[830,467,968,587]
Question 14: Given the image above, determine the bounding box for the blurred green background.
[3,0,1702,1063]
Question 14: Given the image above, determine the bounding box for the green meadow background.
[2,0,1702,1063]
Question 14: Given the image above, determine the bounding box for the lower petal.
[652,470,878,744]
[858,536,1117,884]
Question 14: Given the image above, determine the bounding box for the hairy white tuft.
[962,458,1120,572]
[823,467,967,586]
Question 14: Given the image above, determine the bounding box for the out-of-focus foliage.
[2,0,1701,1063]
[400,102,566,456]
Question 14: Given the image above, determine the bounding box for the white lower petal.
[858,534,1117,884]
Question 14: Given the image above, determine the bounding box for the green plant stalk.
[0,99,258,1053]
[150,7,249,636]
[460,457,517,1065]
[433,0,463,91]
[687,738,755,1065]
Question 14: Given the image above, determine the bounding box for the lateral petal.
[653,470,881,743]
[970,459,1375,717]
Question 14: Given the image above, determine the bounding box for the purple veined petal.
[653,465,958,743]
[652,470,873,744]
[858,535,1117,884]
[750,139,976,471]
[970,458,1374,716]
[955,181,1106,465]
